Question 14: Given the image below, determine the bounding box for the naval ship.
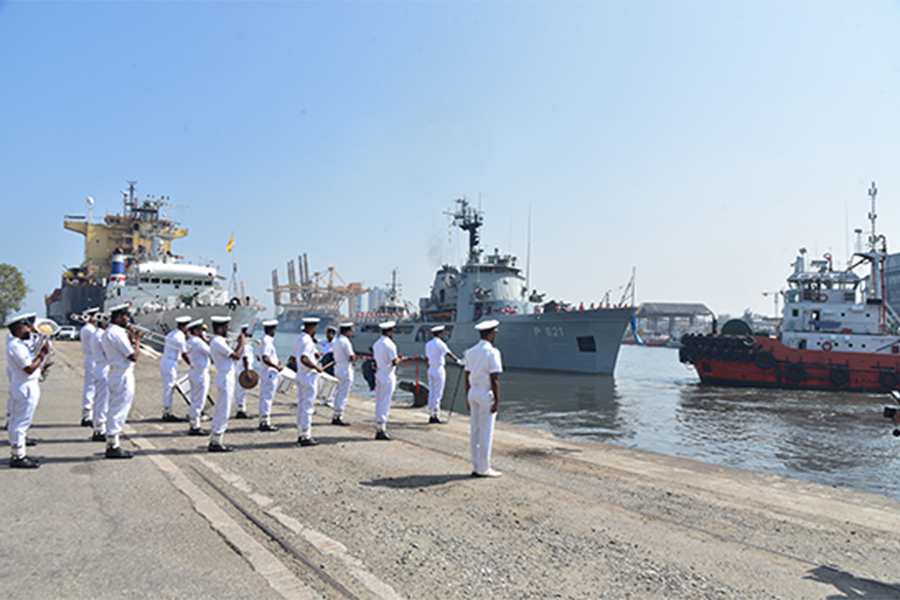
[48,181,259,336]
[352,200,635,375]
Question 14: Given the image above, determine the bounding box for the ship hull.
[133,305,259,351]
[46,285,107,325]
[353,307,635,375]
[681,335,900,393]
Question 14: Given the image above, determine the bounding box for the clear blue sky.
[2,1,900,320]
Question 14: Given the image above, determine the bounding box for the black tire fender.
[754,350,775,370]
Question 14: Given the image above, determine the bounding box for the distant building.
[633,302,715,339]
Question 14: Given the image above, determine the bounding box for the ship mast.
[446,199,483,264]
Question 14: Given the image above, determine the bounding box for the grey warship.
[353,200,635,374]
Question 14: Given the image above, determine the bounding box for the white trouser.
[374,371,395,425]
[295,371,318,435]
[82,356,96,413]
[106,368,135,439]
[234,376,249,410]
[427,366,446,415]
[258,367,278,420]
[159,358,178,410]
[91,363,110,433]
[188,369,209,424]
[7,365,12,418]
[8,379,39,455]
[468,386,497,474]
[333,365,352,417]
[210,370,235,437]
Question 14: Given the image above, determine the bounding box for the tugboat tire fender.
[879,370,900,389]
[754,350,775,370]
[785,363,805,382]
[829,366,849,385]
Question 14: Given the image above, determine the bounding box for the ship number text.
[534,326,565,338]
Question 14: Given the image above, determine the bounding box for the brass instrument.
[31,318,58,381]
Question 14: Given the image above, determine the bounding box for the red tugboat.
[680,183,900,392]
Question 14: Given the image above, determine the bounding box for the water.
[273,334,900,500]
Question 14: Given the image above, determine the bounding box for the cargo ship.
[680,182,900,392]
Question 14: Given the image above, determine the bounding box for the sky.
[2,0,900,321]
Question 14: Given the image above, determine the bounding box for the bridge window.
[577,336,596,352]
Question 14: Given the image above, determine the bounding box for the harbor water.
[274,334,900,500]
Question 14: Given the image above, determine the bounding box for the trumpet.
[71,311,182,354]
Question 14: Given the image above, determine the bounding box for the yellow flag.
[226,232,234,253]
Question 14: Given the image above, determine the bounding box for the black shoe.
[161,413,185,422]
[80,418,93,427]
[258,422,279,432]
[9,456,39,469]
[234,410,250,419]
[375,431,393,441]
[428,416,446,424]
[297,436,319,447]
[188,427,208,436]
[91,431,106,442]
[105,446,133,459]
[25,438,37,446]
[208,442,234,453]
[331,417,351,426]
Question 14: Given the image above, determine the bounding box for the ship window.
[577,336,597,352]
[204,280,213,286]
[893,346,899,354]
[193,280,204,286]
[161,278,171,284]
[139,277,149,284]
[172,279,182,285]
[799,339,806,349]
[150,278,160,284]
[792,309,799,317]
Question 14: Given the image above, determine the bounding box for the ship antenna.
[868,181,878,253]
[526,203,532,293]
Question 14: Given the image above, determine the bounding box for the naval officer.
[256,319,282,432]
[160,315,192,422]
[207,316,245,452]
[372,320,402,440]
[424,325,462,424]
[464,319,503,477]
[185,319,210,436]
[79,307,100,426]
[330,322,356,426]
[293,317,323,446]
[233,323,254,419]
[6,313,49,468]
[100,303,143,459]
[89,315,110,442]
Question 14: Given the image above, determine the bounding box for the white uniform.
[257,334,280,423]
[159,328,188,413]
[292,332,319,437]
[80,322,97,419]
[464,339,503,474]
[209,335,237,442]
[372,335,398,427]
[101,324,136,447]
[331,335,355,419]
[233,339,255,413]
[186,336,211,428]
[7,336,40,458]
[425,336,453,417]
[90,327,110,435]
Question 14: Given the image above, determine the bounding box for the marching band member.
[79,307,100,426]
[160,315,192,422]
[330,322,356,427]
[292,317,323,446]
[464,319,503,478]
[233,323,254,419]
[256,319,282,432]
[207,315,245,452]
[100,304,142,459]
[89,315,110,442]
[6,313,49,469]
[185,319,210,436]
[424,325,462,424]
[372,320,402,440]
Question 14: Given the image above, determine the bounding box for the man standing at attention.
[79,307,99,427]
[464,319,502,478]
[293,317,323,446]
[233,323,254,420]
[160,315,192,422]
[256,319,282,432]
[89,315,110,442]
[185,319,210,436]
[424,325,462,424]
[101,304,143,459]
[207,316,245,452]
[6,313,50,469]
[330,322,356,427]
[372,320,402,440]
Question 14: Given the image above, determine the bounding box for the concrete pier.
[3,340,900,598]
